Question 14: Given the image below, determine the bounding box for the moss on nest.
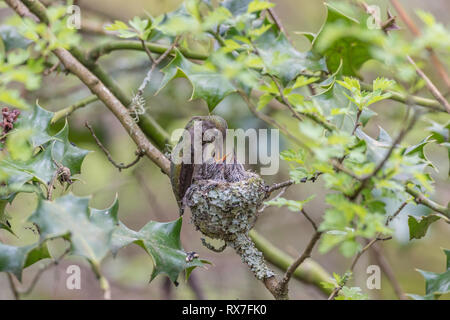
[186,171,275,280]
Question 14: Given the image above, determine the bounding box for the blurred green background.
[0,0,449,299]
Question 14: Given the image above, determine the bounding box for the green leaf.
[254,23,326,85]
[413,248,450,299]
[222,0,253,16]
[408,214,442,240]
[0,242,50,281]
[0,26,32,52]
[309,3,382,76]
[336,286,369,300]
[256,93,273,110]
[158,50,236,111]
[247,0,275,14]
[14,102,54,148]
[292,76,320,89]
[111,217,206,283]
[264,195,315,212]
[51,122,90,175]
[5,129,33,161]
[0,104,89,193]
[104,20,129,31]
[29,194,117,267]
[373,77,395,91]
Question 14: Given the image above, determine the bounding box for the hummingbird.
[170,115,229,215]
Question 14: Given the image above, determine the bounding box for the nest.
[186,171,275,280]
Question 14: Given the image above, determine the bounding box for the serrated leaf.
[28,194,117,267]
[222,0,253,16]
[14,102,54,148]
[254,23,327,85]
[51,122,90,175]
[336,286,369,300]
[413,248,450,299]
[0,26,32,52]
[310,3,382,76]
[247,0,275,14]
[111,217,206,283]
[408,214,442,240]
[158,50,236,111]
[0,242,50,281]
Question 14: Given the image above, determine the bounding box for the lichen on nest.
[186,171,275,280]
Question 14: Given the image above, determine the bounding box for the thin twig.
[51,95,98,124]
[349,108,419,200]
[386,201,407,226]
[6,273,19,300]
[267,179,295,194]
[389,0,450,90]
[279,230,322,292]
[259,187,287,213]
[327,201,406,300]
[369,242,408,300]
[21,247,70,296]
[405,185,450,218]
[239,91,305,146]
[140,39,155,64]
[301,209,319,231]
[137,37,180,96]
[267,7,292,43]
[270,75,336,131]
[85,122,145,171]
[406,56,450,113]
[328,237,380,300]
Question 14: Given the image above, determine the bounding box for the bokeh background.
[0,0,449,299]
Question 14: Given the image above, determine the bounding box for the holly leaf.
[51,122,90,175]
[411,248,450,299]
[158,50,236,111]
[111,217,207,283]
[408,214,445,240]
[222,0,253,16]
[404,135,435,169]
[28,194,118,268]
[0,242,50,281]
[0,26,32,52]
[254,23,326,85]
[335,286,369,300]
[0,105,89,194]
[305,3,381,77]
[14,102,54,148]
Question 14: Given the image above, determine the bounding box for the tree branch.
[87,40,209,63]
[360,83,444,112]
[405,184,450,218]
[85,122,145,171]
[249,230,333,296]
[406,56,450,113]
[51,95,98,124]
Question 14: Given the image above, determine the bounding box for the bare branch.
[406,56,450,113]
[85,122,145,171]
[6,273,19,300]
[370,242,408,300]
[51,95,98,124]
[389,0,450,90]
